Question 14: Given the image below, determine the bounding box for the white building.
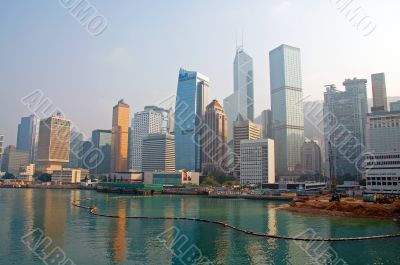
[129,108,162,171]
[142,134,175,172]
[52,168,89,184]
[240,139,275,186]
[365,153,400,194]
[0,135,4,168]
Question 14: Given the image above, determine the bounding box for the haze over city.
[1,0,400,145]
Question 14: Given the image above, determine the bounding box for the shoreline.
[279,200,400,221]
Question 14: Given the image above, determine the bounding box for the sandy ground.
[280,199,400,220]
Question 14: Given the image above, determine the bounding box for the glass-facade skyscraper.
[175,68,209,172]
[224,47,255,142]
[92,129,112,175]
[324,78,368,179]
[16,115,39,163]
[269,44,305,175]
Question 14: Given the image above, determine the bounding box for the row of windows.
[367,182,399,186]
[370,122,400,128]
[366,154,400,160]
[366,161,400,166]
[367,177,399,181]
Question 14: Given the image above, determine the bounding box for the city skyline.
[1,1,400,146]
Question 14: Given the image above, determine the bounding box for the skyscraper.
[324,78,368,179]
[371,73,388,113]
[16,115,39,163]
[269,44,305,175]
[144,106,172,134]
[175,68,209,172]
[92,129,112,175]
[255,110,273,139]
[233,115,261,176]
[129,107,162,171]
[37,113,71,173]
[142,134,175,172]
[66,131,83,169]
[300,140,322,175]
[111,100,130,173]
[202,100,228,174]
[224,47,254,142]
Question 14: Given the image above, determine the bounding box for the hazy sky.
[1,0,400,145]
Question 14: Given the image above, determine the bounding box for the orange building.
[111,100,130,173]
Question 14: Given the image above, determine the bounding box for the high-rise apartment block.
[269,44,305,176]
[1,145,30,176]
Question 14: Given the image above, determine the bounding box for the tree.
[38,174,52,182]
[201,177,219,186]
[2,173,15,179]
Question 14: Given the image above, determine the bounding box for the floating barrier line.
[72,198,400,242]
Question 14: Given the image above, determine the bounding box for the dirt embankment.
[283,199,400,219]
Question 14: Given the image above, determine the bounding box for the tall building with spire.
[175,68,209,172]
[202,100,228,174]
[224,47,255,142]
[269,44,305,175]
[111,100,130,173]
[37,113,71,173]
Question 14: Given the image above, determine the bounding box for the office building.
[300,140,322,175]
[240,139,275,185]
[390,100,400,112]
[16,115,40,163]
[366,112,400,153]
[233,115,261,176]
[175,68,209,172]
[129,107,162,171]
[143,171,200,186]
[255,109,273,139]
[365,152,400,195]
[269,44,305,175]
[371,73,388,113]
[202,100,228,174]
[142,134,175,172]
[92,129,112,175]
[37,113,71,173]
[224,47,254,142]
[1,145,30,176]
[52,168,89,184]
[111,100,130,173]
[66,131,83,169]
[324,79,368,179]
